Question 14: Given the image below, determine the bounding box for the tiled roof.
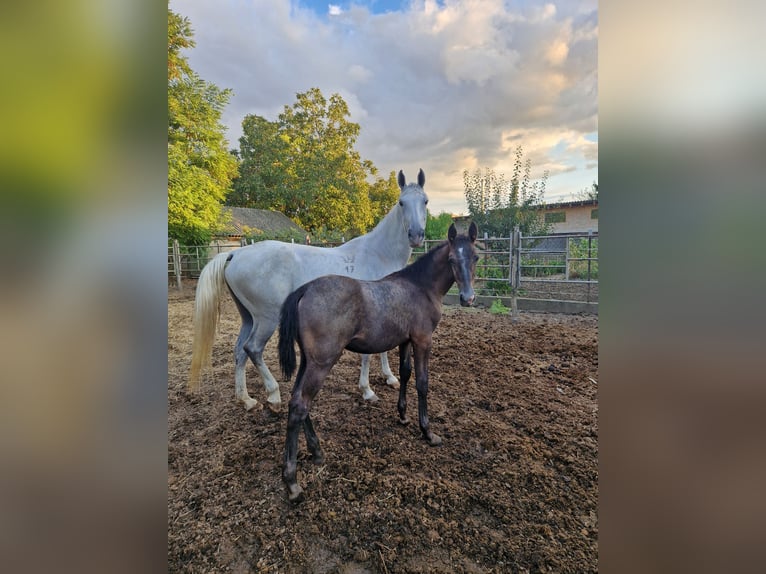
[217,207,308,237]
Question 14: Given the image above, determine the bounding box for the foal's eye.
[473,255,479,262]
[399,201,404,207]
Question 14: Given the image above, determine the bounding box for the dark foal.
[278,223,479,502]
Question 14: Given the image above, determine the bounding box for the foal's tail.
[188,251,231,392]
[278,284,310,381]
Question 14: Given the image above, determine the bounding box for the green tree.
[231,88,393,235]
[168,8,237,244]
[426,211,454,240]
[463,145,549,237]
[575,181,599,201]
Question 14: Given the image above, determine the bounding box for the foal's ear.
[417,168,425,187]
[468,222,478,242]
[398,170,406,189]
[448,223,457,242]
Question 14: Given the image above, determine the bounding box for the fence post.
[585,229,593,303]
[173,239,182,291]
[510,226,520,322]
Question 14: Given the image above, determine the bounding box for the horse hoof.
[386,379,400,390]
[312,452,325,465]
[243,398,259,411]
[428,433,442,446]
[287,484,304,504]
[399,417,410,426]
[266,401,281,414]
[364,393,380,403]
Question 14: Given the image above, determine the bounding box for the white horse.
[189,170,429,411]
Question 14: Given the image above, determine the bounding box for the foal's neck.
[404,242,455,298]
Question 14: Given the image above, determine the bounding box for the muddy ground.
[168,281,598,573]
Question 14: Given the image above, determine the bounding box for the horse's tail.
[188,251,231,392]
[278,284,309,381]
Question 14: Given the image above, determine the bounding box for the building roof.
[217,207,308,237]
[539,198,598,210]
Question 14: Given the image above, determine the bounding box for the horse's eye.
[424,198,428,205]
[473,255,479,262]
[399,201,403,207]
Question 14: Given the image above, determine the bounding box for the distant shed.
[211,207,309,250]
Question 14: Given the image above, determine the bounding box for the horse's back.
[298,275,431,354]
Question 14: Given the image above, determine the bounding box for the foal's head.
[447,222,479,306]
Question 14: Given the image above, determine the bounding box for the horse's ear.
[468,222,478,242]
[417,169,425,187]
[448,223,457,242]
[398,170,406,189]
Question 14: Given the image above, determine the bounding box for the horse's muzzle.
[408,230,425,247]
[459,293,475,307]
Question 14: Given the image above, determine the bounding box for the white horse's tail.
[188,251,230,392]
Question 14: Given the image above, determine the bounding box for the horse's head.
[397,169,428,247]
[447,222,478,306]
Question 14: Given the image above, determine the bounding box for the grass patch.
[489,299,510,315]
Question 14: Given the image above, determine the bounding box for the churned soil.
[168,281,598,573]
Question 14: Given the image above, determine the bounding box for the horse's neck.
[342,206,411,265]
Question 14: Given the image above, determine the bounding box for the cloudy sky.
[171,0,598,215]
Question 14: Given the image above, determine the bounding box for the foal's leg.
[284,391,309,502]
[413,342,441,446]
[283,362,332,503]
[303,413,324,465]
[397,342,412,425]
[379,352,400,388]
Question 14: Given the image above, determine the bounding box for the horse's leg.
[283,392,308,502]
[303,412,324,465]
[413,342,441,446]
[358,354,379,402]
[231,295,259,411]
[244,319,282,411]
[379,352,400,389]
[397,342,412,425]
[283,361,333,503]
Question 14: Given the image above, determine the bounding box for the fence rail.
[169,230,598,304]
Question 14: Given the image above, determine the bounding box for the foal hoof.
[312,452,325,465]
[398,417,410,426]
[286,484,304,504]
[427,433,443,446]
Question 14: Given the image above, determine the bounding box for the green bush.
[568,237,598,280]
[489,299,510,315]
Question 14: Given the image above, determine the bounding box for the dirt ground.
[168,280,598,573]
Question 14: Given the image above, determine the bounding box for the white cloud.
[171,0,598,214]
[328,4,342,16]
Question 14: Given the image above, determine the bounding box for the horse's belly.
[345,339,397,355]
